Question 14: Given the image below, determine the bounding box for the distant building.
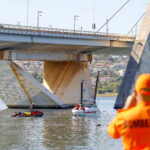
[118,69,125,76]
[91,68,99,73]
[110,63,126,70]
[100,77,112,83]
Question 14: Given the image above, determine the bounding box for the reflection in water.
[71,116,102,150]
[0,109,44,150]
[43,114,97,149]
[0,97,122,150]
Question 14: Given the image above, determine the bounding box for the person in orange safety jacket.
[108,74,150,150]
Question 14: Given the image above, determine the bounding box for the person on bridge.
[107,74,150,150]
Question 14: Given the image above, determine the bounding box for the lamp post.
[17,21,20,29]
[27,0,29,26]
[49,25,52,28]
[37,10,43,29]
[106,19,109,33]
[74,15,79,32]
[135,24,138,35]
[80,26,83,32]
[17,21,20,26]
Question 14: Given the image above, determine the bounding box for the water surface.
[0,97,122,150]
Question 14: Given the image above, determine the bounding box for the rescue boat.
[11,111,44,117]
[72,71,100,116]
[72,103,100,116]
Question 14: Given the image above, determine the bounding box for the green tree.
[30,72,43,83]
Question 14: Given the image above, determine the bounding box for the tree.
[30,72,43,83]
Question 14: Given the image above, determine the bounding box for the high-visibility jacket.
[108,101,150,150]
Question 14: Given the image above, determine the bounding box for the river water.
[0,97,122,150]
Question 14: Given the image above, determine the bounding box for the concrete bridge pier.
[115,1,150,109]
[43,61,94,106]
[0,60,65,108]
[0,51,93,108]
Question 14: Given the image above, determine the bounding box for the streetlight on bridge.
[37,10,43,29]
[27,0,29,26]
[49,25,52,28]
[74,15,79,32]
[16,21,20,26]
[106,19,109,33]
[80,26,83,32]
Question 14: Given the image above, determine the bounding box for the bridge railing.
[0,23,135,39]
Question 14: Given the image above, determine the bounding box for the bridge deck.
[0,24,135,55]
[0,23,135,41]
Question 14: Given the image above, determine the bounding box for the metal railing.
[0,23,135,41]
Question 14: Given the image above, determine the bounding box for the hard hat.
[135,74,150,95]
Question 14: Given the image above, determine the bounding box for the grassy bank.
[97,93,118,97]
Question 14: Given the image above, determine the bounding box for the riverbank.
[97,93,118,97]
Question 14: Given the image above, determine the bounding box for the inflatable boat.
[72,71,100,116]
[11,111,44,117]
[72,104,100,116]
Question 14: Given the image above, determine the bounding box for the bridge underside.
[0,43,132,55]
[1,45,131,56]
[0,29,133,55]
[0,59,93,108]
[0,27,134,108]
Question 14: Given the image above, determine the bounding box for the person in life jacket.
[107,74,150,150]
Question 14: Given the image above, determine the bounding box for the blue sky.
[0,0,149,34]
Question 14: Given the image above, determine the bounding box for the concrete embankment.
[0,60,65,108]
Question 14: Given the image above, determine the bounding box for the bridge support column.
[0,60,64,108]
[43,61,93,105]
[115,2,150,109]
